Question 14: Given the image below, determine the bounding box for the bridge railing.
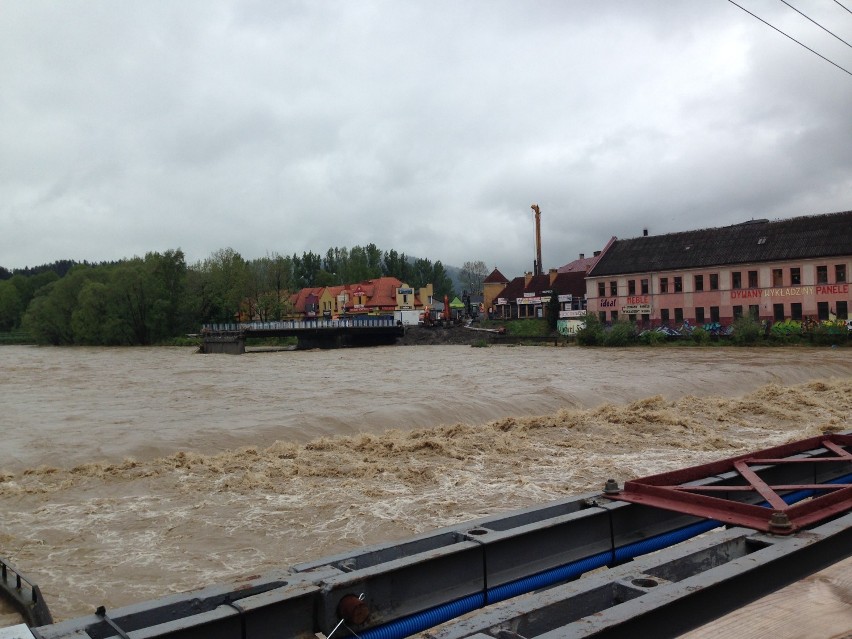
[203,316,398,333]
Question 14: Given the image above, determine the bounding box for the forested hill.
[0,259,82,280]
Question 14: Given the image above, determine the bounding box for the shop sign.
[523,292,536,297]
[398,287,414,295]
[560,310,586,318]
[622,304,651,314]
[557,319,586,335]
[730,289,762,299]
[497,297,507,305]
[816,284,848,294]
[558,294,573,302]
[600,298,617,308]
[517,297,541,304]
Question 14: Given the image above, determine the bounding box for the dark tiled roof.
[493,271,587,300]
[483,268,509,284]
[589,211,852,277]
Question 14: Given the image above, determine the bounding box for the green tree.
[547,290,559,331]
[23,266,105,344]
[382,249,411,282]
[71,280,114,344]
[293,251,322,288]
[204,248,249,322]
[0,280,23,330]
[431,261,454,298]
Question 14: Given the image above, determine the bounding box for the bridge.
[201,317,405,353]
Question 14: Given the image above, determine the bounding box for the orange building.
[288,277,433,319]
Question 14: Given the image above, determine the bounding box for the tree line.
[0,244,456,345]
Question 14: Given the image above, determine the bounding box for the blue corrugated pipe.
[360,518,719,639]
[359,471,851,639]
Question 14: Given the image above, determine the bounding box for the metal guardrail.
[0,557,52,628]
[203,317,398,332]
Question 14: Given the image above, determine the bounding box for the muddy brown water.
[0,345,850,631]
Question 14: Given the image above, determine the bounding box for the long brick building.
[585,211,851,327]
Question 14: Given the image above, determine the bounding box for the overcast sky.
[2,1,851,277]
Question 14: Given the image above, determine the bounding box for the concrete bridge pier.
[201,333,245,354]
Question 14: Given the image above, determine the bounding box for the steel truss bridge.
[200,318,404,353]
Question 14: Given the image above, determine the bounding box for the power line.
[835,1,852,16]
[726,0,852,77]
[779,0,852,50]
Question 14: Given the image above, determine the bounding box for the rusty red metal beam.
[607,434,852,534]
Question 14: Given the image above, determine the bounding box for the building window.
[641,279,649,294]
[837,301,848,319]
[611,311,618,321]
[599,311,606,322]
[598,282,605,297]
[628,280,636,295]
[628,313,637,323]
[790,267,800,285]
[661,309,670,324]
[660,277,668,293]
[774,303,784,321]
[816,266,828,284]
[791,303,802,320]
[694,275,704,291]
[674,277,683,292]
[733,305,743,319]
[610,281,617,296]
[837,264,847,283]
[818,302,829,321]
[710,306,720,323]
[709,274,719,290]
[641,313,650,324]
[772,269,783,286]
[732,272,742,289]
[674,308,683,323]
[749,304,760,319]
[695,307,705,324]
[748,270,758,288]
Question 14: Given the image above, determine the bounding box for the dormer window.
[757,237,767,245]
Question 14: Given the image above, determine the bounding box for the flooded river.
[0,344,850,631]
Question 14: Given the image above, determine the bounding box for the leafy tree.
[460,260,488,295]
[547,290,559,331]
[293,251,322,288]
[71,280,114,344]
[204,248,249,323]
[431,261,454,298]
[365,243,383,277]
[0,280,23,330]
[382,249,411,282]
[409,258,434,289]
[23,266,105,344]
